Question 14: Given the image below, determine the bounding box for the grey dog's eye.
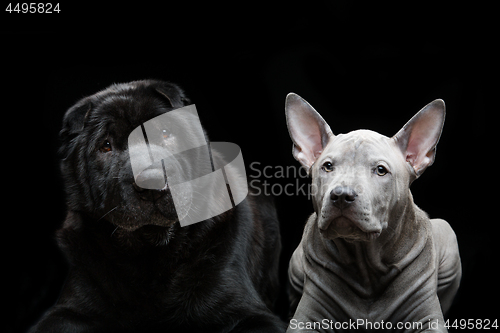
[322,162,334,172]
[376,165,388,176]
[99,140,112,153]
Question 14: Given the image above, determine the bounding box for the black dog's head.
[60,80,195,231]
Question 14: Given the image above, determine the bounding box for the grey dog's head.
[59,80,199,231]
[285,94,445,242]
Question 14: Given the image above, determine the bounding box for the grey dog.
[285,94,461,332]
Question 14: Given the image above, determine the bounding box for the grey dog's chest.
[301,218,439,321]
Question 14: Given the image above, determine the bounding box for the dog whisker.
[98,206,118,222]
[110,226,119,237]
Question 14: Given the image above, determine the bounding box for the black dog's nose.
[133,168,167,201]
[330,186,357,208]
[133,182,167,201]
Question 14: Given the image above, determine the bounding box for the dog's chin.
[110,221,178,246]
[105,202,179,232]
[319,216,381,242]
[115,219,177,232]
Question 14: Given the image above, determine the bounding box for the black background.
[3,3,493,332]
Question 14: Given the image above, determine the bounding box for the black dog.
[30,80,285,332]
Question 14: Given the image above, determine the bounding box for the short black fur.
[30,80,285,332]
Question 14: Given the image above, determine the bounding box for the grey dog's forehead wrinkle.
[324,130,394,161]
[333,130,389,146]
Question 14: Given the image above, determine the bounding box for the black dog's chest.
[69,239,223,322]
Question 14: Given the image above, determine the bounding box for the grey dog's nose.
[330,186,357,208]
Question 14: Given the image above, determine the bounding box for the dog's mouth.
[102,193,180,232]
[319,216,381,242]
[110,208,178,232]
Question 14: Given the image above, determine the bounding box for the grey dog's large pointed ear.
[285,93,334,174]
[393,99,445,178]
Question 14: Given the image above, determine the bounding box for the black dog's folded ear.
[59,99,93,157]
[180,95,192,106]
[153,81,191,108]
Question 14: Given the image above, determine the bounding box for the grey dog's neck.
[317,192,429,277]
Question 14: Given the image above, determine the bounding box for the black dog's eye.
[162,129,176,141]
[322,162,334,172]
[376,165,388,176]
[100,140,112,153]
